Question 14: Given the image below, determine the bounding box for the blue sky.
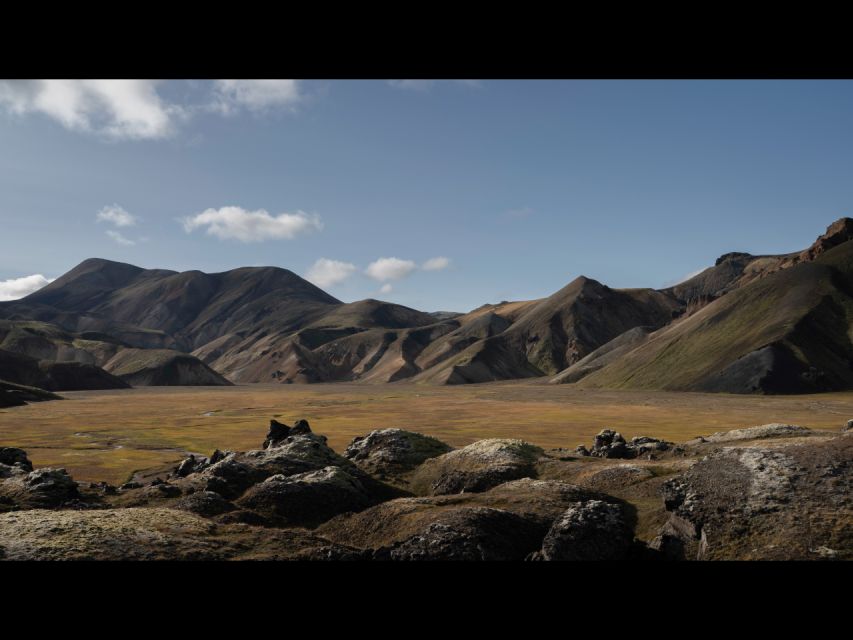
[1,79,852,312]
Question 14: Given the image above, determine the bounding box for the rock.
[290,419,312,436]
[236,466,372,527]
[575,445,590,456]
[379,507,545,561]
[119,482,142,491]
[844,420,853,432]
[584,429,673,459]
[344,429,452,478]
[0,507,362,560]
[650,436,853,560]
[410,439,544,495]
[317,478,603,554]
[0,467,79,508]
[199,433,351,499]
[533,500,634,561]
[0,448,33,471]
[262,419,291,448]
[175,454,206,478]
[702,423,811,443]
[174,491,236,517]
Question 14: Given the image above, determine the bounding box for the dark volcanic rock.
[0,467,79,508]
[0,448,33,472]
[263,419,292,448]
[650,434,853,560]
[174,491,236,517]
[380,507,545,561]
[410,439,543,496]
[532,500,634,561]
[581,429,672,460]
[344,428,453,478]
[236,465,372,527]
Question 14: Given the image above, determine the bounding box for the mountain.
[567,219,853,393]
[0,348,129,391]
[3,218,853,393]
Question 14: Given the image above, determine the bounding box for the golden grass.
[1,382,851,484]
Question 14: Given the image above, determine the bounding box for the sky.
[1,79,852,312]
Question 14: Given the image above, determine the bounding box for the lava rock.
[410,439,544,496]
[0,448,33,472]
[532,500,634,561]
[236,465,372,527]
[344,429,452,478]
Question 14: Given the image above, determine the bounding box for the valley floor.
[2,382,853,485]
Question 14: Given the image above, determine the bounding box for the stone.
[344,429,452,478]
[533,500,633,561]
[0,447,33,472]
[236,465,372,527]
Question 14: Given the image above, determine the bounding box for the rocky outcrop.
[0,467,79,509]
[379,507,544,561]
[651,433,852,560]
[344,429,453,480]
[530,500,634,561]
[410,439,544,495]
[236,466,373,527]
[576,430,672,459]
[692,423,811,444]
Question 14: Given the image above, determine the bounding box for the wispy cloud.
[0,80,181,140]
[422,256,451,271]
[96,204,137,227]
[365,257,417,281]
[306,258,356,288]
[0,80,305,141]
[210,80,301,114]
[379,283,393,294]
[106,230,136,246]
[0,274,54,301]
[182,206,322,242]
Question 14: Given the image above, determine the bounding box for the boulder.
[581,429,673,459]
[378,507,545,561]
[531,500,634,561]
[236,465,372,527]
[410,439,543,495]
[344,429,453,478]
[174,491,236,517]
[0,467,79,508]
[0,448,33,472]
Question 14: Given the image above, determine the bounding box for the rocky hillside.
[3,218,853,391]
[0,419,848,560]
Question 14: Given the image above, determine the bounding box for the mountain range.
[2,218,853,394]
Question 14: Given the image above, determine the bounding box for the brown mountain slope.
[577,238,853,393]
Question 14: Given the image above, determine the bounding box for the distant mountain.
[2,218,852,393]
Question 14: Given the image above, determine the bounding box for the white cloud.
[212,80,301,114]
[365,257,417,282]
[182,206,322,243]
[422,256,451,271]
[306,258,356,288]
[0,274,54,301]
[106,230,136,246]
[0,80,179,140]
[96,204,137,227]
[379,283,393,294]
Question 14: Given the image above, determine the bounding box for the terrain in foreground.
[2,382,853,485]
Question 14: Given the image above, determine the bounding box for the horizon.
[2,80,852,310]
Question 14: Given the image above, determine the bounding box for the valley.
[3,381,852,485]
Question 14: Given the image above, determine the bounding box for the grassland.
[1,382,852,484]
